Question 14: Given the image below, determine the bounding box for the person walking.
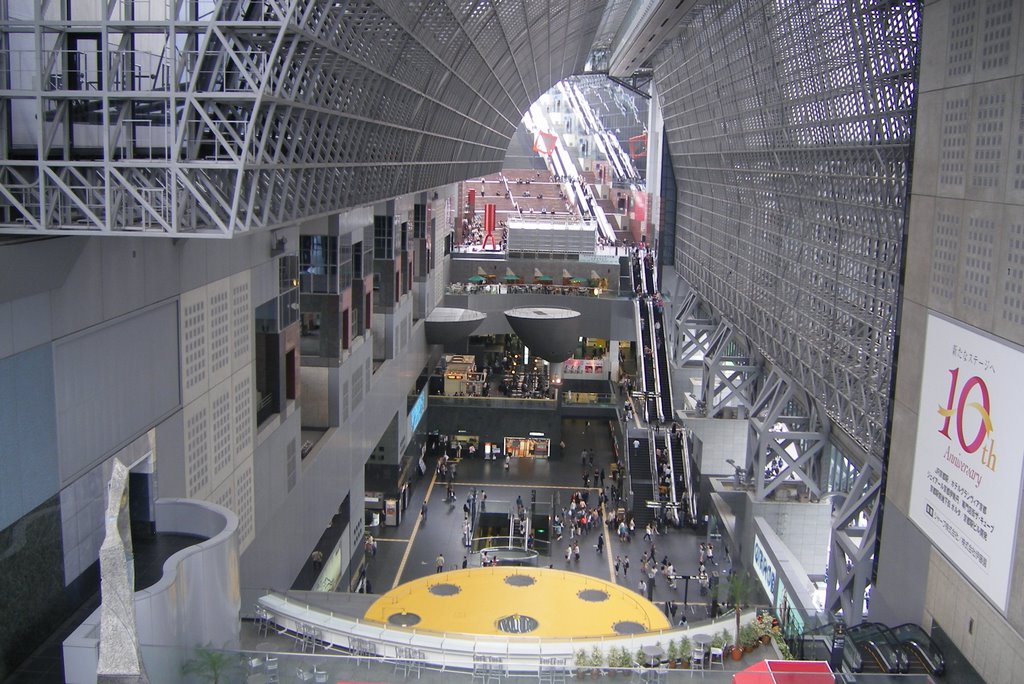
[420,501,428,525]
[596,533,604,555]
[623,555,630,577]
[462,556,468,569]
[614,555,622,576]
[435,553,445,573]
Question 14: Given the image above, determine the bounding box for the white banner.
[908,314,1024,611]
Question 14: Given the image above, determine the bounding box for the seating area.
[471,654,505,683]
[391,646,427,679]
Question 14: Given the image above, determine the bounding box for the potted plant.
[740,623,760,653]
[610,646,632,676]
[666,639,678,668]
[181,645,237,684]
[604,646,619,676]
[679,636,692,668]
[589,645,605,677]
[575,647,590,678]
[755,612,774,644]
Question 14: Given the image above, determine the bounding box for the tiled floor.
[362,417,727,617]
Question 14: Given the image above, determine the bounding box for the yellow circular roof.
[364,566,670,638]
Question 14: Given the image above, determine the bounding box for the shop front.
[504,434,550,459]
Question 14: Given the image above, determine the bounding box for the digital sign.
[408,387,427,434]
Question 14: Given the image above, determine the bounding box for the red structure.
[732,660,834,684]
[532,130,559,156]
[482,203,498,250]
[628,132,647,159]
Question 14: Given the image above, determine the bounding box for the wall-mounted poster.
[908,314,1024,612]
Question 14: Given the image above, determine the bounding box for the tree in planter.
[726,570,753,653]
[666,639,678,668]
[679,636,692,668]
[575,647,590,676]
[589,645,605,675]
[611,646,632,673]
[181,645,238,684]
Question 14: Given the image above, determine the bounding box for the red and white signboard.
[908,314,1024,612]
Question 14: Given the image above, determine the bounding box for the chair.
[312,666,328,684]
[391,645,423,679]
[472,655,503,684]
[263,656,279,684]
[708,646,724,669]
[690,648,705,670]
[538,656,569,684]
[295,666,314,682]
[296,622,320,654]
[254,606,272,638]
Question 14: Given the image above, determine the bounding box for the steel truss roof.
[0,0,604,235]
[654,0,919,461]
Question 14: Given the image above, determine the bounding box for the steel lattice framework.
[0,0,604,235]
[654,0,919,462]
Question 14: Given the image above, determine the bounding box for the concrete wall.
[684,417,748,475]
[0,194,441,674]
[875,1,1024,681]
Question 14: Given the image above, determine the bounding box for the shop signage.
[752,535,777,598]
[908,314,1024,612]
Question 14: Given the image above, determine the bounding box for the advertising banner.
[908,314,1024,611]
[752,535,778,599]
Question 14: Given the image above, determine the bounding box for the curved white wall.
[63,498,240,684]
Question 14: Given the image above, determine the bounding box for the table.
[641,644,665,666]
[692,633,712,649]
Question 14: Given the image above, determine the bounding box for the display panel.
[504,437,550,459]
[908,314,1024,611]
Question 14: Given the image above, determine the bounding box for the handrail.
[256,590,760,674]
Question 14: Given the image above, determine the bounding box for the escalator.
[636,302,659,423]
[651,431,675,526]
[652,303,673,420]
[848,622,909,674]
[668,428,696,527]
[627,434,655,527]
[788,623,863,673]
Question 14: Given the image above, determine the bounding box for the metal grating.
[654,0,920,461]
[0,0,604,235]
